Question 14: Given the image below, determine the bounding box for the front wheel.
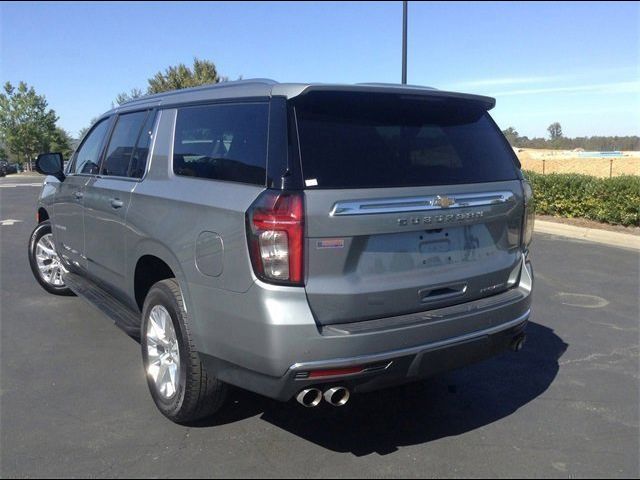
[141,279,227,424]
[28,221,74,296]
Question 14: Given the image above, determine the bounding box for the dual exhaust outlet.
[296,386,350,408]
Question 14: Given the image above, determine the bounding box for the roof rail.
[118,78,279,106]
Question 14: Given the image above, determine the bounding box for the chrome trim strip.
[330,191,515,216]
[289,310,530,372]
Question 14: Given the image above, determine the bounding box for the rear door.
[84,110,155,295]
[54,118,111,271]
[293,91,525,326]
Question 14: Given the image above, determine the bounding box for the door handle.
[110,198,124,209]
[74,191,83,200]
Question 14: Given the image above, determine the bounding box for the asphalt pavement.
[1,174,638,478]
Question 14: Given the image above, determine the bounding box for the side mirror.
[36,153,65,181]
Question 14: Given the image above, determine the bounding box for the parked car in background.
[30,80,534,424]
[7,163,19,174]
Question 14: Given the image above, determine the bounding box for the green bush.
[523,171,640,227]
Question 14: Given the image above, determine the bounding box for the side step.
[64,272,141,339]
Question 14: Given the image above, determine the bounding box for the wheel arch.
[130,239,190,312]
[37,207,49,224]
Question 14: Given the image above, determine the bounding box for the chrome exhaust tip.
[511,334,526,352]
[323,386,350,407]
[296,388,323,408]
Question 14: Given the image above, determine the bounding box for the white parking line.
[0,219,23,226]
[0,183,43,187]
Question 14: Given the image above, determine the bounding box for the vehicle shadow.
[194,321,566,456]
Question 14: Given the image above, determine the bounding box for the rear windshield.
[293,92,519,189]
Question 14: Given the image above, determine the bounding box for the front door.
[83,177,134,293]
[53,175,90,271]
[83,110,154,297]
[53,118,111,272]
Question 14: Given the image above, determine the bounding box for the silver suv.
[30,80,534,423]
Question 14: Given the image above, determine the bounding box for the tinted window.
[102,111,148,177]
[129,112,156,178]
[294,92,519,189]
[74,119,110,175]
[173,103,268,185]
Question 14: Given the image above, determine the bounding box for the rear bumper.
[202,312,528,401]
[197,257,534,401]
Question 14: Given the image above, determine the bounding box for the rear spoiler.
[290,84,496,111]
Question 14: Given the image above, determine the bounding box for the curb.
[534,220,640,251]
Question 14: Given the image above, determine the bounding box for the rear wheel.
[28,221,74,296]
[141,279,227,423]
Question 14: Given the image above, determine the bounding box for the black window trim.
[160,95,269,111]
[128,110,155,179]
[265,96,303,190]
[170,99,271,187]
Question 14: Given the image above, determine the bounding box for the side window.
[101,111,148,177]
[129,111,156,178]
[74,119,110,175]
[173,103,269,185]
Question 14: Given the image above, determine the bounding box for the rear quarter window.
[293,92,519,189]
[173,103,269,186]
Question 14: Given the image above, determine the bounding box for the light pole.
[402,0,408,84]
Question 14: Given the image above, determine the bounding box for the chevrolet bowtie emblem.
[434,195,455,208]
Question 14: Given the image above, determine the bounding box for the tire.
[141,278,227,424]
[28,221,74,296]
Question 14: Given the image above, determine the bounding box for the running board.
[64,272,141,339]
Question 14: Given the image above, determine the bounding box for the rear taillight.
[522,180,535,248]
[246,190,304,286]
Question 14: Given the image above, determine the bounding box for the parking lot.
[1,174,638,478]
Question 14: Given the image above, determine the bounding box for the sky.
[1,1,639,139]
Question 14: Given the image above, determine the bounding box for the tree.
[502,127,520,146]
[0,145,8,162]
[50,127,74,160]
[78,117,99,141]
[113,88,144,107]
[113,58,232,108]
[0,81,59,170]
[547,122,563,141]
[497,124,639,151]
[147,58,222,94]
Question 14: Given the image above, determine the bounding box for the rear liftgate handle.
[419,283,468,303]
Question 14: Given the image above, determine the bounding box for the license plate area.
[359,225,493,274]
